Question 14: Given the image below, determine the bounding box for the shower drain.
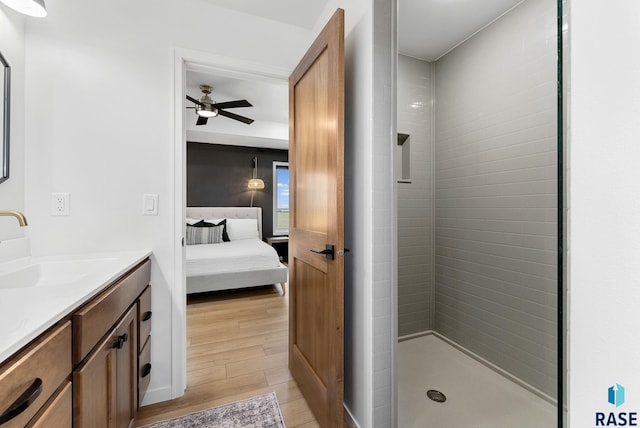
[426,389,447,403]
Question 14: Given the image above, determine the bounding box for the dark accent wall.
[187,142,288,237]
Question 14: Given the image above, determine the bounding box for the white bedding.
[186,238,281,277]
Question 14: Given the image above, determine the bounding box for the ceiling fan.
[186,85,254,125]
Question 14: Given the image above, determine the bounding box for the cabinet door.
[115,306,137,428]
[73,329,117,428]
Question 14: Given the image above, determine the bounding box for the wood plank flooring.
[135,284,319,427]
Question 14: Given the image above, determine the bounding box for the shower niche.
[397,133,410,183]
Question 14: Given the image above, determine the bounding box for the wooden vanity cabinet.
[0,321,72,428]
[0,258,150,428]
[72,259,151,428]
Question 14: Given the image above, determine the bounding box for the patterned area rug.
[141,392,286,428]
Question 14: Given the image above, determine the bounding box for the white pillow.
[225,218,259,240]
[186,217,203,226]
[206,218,225,225]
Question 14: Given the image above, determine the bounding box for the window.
[273,161,289,235]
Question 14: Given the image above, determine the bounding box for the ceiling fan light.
[0,0,46,17]
[196,105,218,118]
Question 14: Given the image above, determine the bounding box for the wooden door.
[288,8,345,428]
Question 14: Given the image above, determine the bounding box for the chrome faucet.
[0,211,28,226]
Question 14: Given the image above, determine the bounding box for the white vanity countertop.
[0,249,152,364]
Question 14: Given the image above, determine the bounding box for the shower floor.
[398,334,556,428]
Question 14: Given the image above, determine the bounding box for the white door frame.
[170,48,290,397]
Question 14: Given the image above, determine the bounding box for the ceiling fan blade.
[217,109,254,124]
[186,94,203,106]
[196,116,208,126]
[211,99,252,109]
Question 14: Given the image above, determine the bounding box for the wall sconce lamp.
[248,156,264,207]
[0,0,47,17]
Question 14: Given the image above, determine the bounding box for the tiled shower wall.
[397,55,433,336]
[433,0,558,397]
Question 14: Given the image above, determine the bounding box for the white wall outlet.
[51,192,70,216]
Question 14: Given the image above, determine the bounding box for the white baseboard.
[140,385,174,407]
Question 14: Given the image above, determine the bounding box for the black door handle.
[0,378,43,425]
[310,244,335,260]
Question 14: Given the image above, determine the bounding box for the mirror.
[0,51,9,184]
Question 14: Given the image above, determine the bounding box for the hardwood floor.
[135,284,319,427]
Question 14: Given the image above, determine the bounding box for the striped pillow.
[186,221,225,245]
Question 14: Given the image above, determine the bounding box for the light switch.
[143,194,158,216]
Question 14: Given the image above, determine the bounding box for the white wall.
[0,6,25,240]
[568,0,640,425]
[23,0,311,404]
[397,55,432,337]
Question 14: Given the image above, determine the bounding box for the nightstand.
[266,236,288,263]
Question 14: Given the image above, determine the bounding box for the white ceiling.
[188,0,528,149]
[398,0,525,61]
[201,0,329,30]
[187,71,288,124]
[185,71,289,150]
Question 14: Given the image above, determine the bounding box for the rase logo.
[596,383,638,426]
[610,384,627,407]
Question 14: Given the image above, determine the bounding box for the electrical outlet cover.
[51,192,70,216]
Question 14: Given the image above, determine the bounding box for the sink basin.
[0,257,120,289]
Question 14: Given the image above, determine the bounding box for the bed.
[185,207,287,296]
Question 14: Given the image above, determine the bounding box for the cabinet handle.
[141,363,152,378]
[113,333,129,350]
[142,311,152,322]
[0,377,43,425]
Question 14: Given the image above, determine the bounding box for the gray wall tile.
[433,0,557,397]
[397,55,433,337]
